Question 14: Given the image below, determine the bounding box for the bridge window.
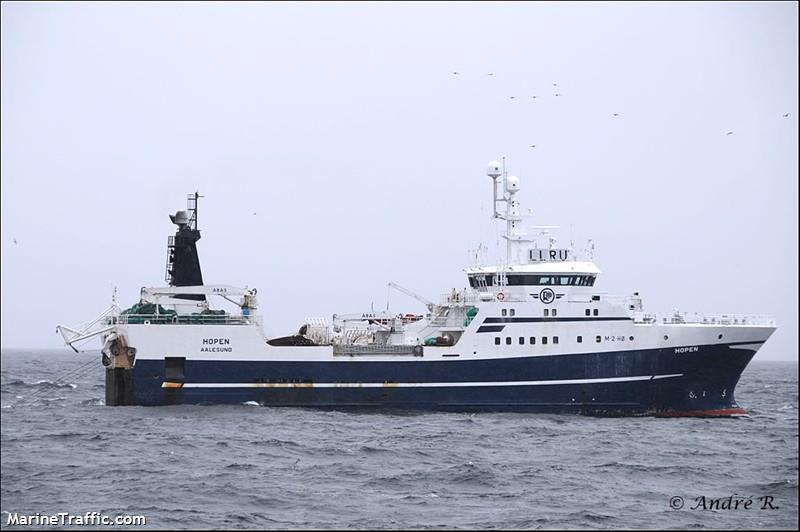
[470,274,596,287]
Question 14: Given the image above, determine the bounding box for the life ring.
[496,292,505,301]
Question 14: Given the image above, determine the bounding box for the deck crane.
[387,282,435,313]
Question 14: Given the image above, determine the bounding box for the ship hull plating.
[128,342,759,415]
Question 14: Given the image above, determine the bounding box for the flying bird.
[452,71,460,75]
[726,131,733,136]
[487,73,494,76]
[612,113,619,117]
[783,113,790,118]
[531,95,537,99]
[553,82,558,87]
[13,238,17,245]
[554,93,560,97]
[530,144,536,148]
[509,96,516,99]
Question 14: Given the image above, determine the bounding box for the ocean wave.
[4,378,77,389]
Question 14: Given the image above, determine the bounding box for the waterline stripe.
[167,374,684,389]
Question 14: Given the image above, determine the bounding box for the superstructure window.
[510,309,516,317]
[506,337,512,345]
[585,309,591,316]
[519,337,524,345]
[542,337,548,345]
[501,309,507,317]
[552,309,557,317]
[469,274,596,287]
[577,335,583,343]
[530,336,536,344]
[553,336,559,344]
[593,309,599,316]
[596,336,601,343]
[544,309,549,317]
[495,337,501,345]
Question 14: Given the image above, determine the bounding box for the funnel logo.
[539,288,555,304]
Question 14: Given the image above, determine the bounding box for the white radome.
[505,175,520,192]
[487,160,502,179]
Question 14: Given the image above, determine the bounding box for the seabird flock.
[450,70,792,143]
[450,71,622,149]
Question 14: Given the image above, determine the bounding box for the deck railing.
[632,312,775,327]
[116,314,260,326]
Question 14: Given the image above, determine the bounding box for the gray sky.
[2,2,797,361]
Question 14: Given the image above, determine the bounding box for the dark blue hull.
[127,342,760,415]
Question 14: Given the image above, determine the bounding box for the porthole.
[664,335,669,341]
[718,334,723,340]
[629,336,634,341]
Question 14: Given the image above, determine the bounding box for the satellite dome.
[487,160,502,178]
[505,175,520,192]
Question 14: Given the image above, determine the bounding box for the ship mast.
[487,158,523,264]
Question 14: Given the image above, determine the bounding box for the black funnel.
[165,193,205,301]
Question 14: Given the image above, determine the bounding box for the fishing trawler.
[56,160,775,415]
